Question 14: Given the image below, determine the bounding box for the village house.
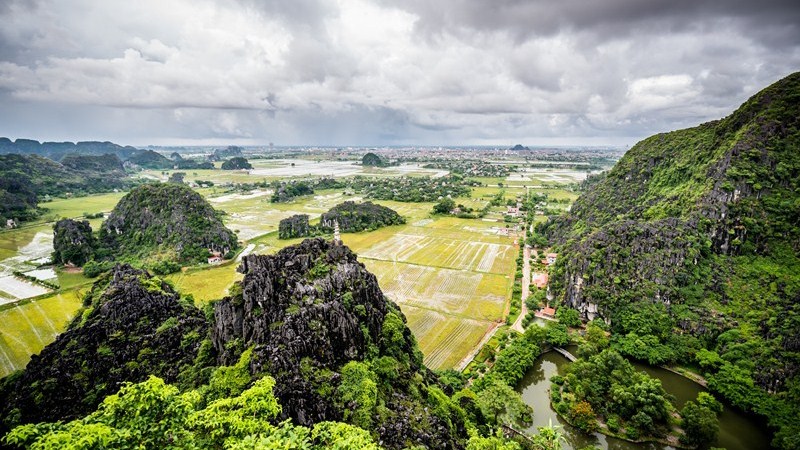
[531,272,548,289]
[540,305,556,318]
[207,251,223,264]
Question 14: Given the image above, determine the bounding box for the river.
[515,349,771,450]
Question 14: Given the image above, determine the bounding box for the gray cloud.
[0,0,798,146]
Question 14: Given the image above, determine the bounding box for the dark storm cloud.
[389,0,800,45]
[0,0,798,145]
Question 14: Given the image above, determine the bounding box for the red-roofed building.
[531,272,549,289]
[207,251,223,264]
[541,306,556,318]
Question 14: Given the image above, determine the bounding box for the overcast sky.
[0,0,798,147]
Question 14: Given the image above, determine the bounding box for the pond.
[515,349,771,450]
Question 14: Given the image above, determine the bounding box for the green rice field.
[0,291,84,377]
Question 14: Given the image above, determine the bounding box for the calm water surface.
[515,349,771,450]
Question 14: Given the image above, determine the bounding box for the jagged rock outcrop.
[100,183,239,263]
[52,219,96,266]
[212,238,465,449]
[0,265,209,433]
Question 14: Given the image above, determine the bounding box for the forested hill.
[99,183,239,263]
[542,71,800,448]
[0,153,132,224]
[0,138,138,160]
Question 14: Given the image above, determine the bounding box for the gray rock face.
[0,264,209,433]
[212,238,464,449]
[213,239,395,419]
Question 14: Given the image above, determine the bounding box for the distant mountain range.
[0,138,139,160]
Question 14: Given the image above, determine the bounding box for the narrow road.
[511,244,531,333]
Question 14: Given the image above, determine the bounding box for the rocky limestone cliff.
[0,265,209,433]
[100,183,239,263]
[212,238,465,449]
[541,73,800,447]
[546,72,800,320]
[52,218,96,266]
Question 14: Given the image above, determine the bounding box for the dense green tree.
[555,308,581,327]
[476,378,533,427]
[337,361,378,430]
[433,197,456,214]
[558,350,672,438]
[5,374,383,450]
[680,396,720,449]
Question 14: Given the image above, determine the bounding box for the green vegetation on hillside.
[0,154,133,224]
[320,201,405,232]
[362,152,389,167]
[52,219,95,266]
[220,157,252,170]
[543,72,800,448]
[278,201,404,239]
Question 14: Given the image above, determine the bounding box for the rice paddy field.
[0,290,83,377]
[0,158,585,375]
[342,211,516,369]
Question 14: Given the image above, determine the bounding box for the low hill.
[320,201,405,232]
[362,152,388,167]
[52,219,95,266]
[213,145,243,160]
[220,156,252,170]
[60,153,125,173]
[99,183,239,263]
[277,202,404,239]
[125,149,173,169]
[543,71,800,448]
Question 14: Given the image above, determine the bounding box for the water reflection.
[515,350,770,450]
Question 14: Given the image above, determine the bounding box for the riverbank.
[659,365,707,387]
[516,349,772,450]
[549,380,688,449]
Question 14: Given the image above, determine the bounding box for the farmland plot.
[352,216,515,369]
[401,306,491,369]
[359,233,514,274]
[0,291,83,376]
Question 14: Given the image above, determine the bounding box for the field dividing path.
[511,244,531,333]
